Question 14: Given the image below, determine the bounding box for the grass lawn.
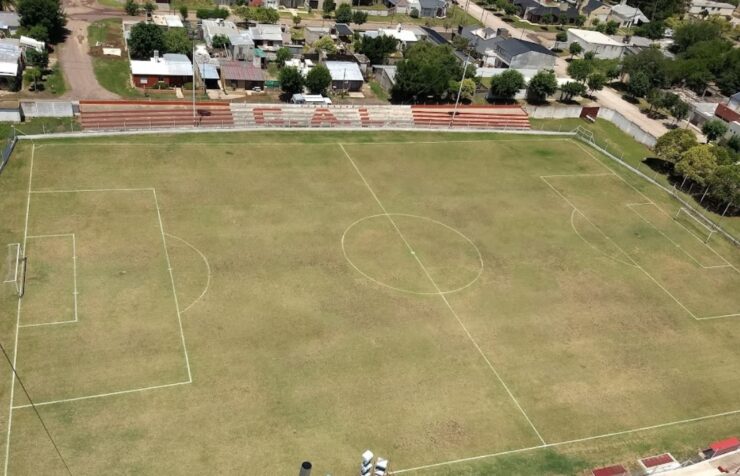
[0,130,737,475]
[368,80,389,101]
[88,19,143,98]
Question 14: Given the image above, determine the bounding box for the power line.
[0,340,72,475]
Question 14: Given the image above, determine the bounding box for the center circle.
[341,214,484,295]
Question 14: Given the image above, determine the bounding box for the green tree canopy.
[655,128,698,164]
[709,165,740,206]
[559,81,586,101]
[702,119,728,142]
[322,0,335,16]
[357,35,398,65]
[568,42,583,58]
[125,0,139,16]
[305,64,332,95]
[526,70,557,104]
[335,3,352,23]
[391,42,462,103]
[313,35,337,54]
[622,47,668,89]
[17,0,66,44]
[567,59,592,83]
[352,10,367,25]
[211,34,230,49]
[164,28,191,56]
[128,22,165,60]
[25,48,48,69]
[276,47,292,67]
[587,72,606,93]
[676,145,718,186]
[489,69,525,101]
[673,20,722,53]
[627,70,650,98]
[279,66,305,96]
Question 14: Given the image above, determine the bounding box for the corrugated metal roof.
[325,61,363,82]
[220,61,265,81]
[130,55,193,77]
[198,63,219,80]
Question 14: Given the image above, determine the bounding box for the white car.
[374,458,388,476]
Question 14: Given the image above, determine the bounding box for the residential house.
[373,64,396,90]
[581,0,611,25]
[377,25,419,48]
[608,0,649,27]
[0,42,21,91]
[334,23,354,43]
[688,0,736,17]
[220,60,265,90]
[202,19,256,61]
[567,28,625,59]
[248,24,286,58]
[513,0,580,24]
[492,38,556,69]
[152,14,184,28]
[325,60,364,91]
[0,12,20,37]
[130,53,193,88]
[304,26,331,45]
[460,25,501,66]
[417,0,447,18]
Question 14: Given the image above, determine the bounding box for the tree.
[709,165,740,206]
[391,42,462,103]
[627,70,650,98]
[646,88,665,114]
[559,81,586,101]
[449,78,476,101]
[621,47,668,89]
[25,48,48,69]
[555,31,567,43]
[276,47,292,67]
[24,67,42,91]
[629,0,686,21]
[671,99,689,124]
[196,7,229,19]
[587,72,606,93]
[322,0,335,16]
[211,34,230,49]
[702,119,728,142]
[526,70,557,104]
[335,3,352,23]
[655,129,698,164]
[352,10,367,25]
[673,20,722,53]
[567,59,592,83]
[568,42,583,59]
[17,0,67,44]
[489,69,525,101]
[357,35,397,65]
[313,35,337,54]
[604,20,618,35]
[635,20,665,40]
[409,7,419,18]
[143,1,155,16]
[305,64,332,94]
[293,14,301,26]
[164,29,190,56]
[27,25,49,43]
[279,66,304,96]
[179,5,188,19]
[676,145,718,186]
[128,22,165,60]
[125,0,139,16]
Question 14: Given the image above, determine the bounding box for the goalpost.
[3,243,26,297]
[674,207,717,243]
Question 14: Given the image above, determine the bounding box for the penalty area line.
[12,380,191,409]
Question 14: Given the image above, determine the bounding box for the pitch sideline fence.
[0,127,17,176]
[573,126,739,248]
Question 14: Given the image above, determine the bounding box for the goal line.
[675,207,716,243]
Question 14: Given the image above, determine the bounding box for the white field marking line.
[152,190,192,383]
[696,313,740,321]
[19,234,79,327]
[37,138,570,148]
[394,407,740,474]
[540,172,616,178]
[163,233,212,313]
[569,209,638,269]
[4,144,34,476]
[339,143,547,446]
[3,243,20,283]
[340,213,485,296]
[12,380,191,409]
[540,176,700,321]
[572,140,739,274]
[626,203,709,269]
[30,187,153,194]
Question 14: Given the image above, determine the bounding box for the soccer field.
[0,130,738,475]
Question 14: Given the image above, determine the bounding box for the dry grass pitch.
[0,129,738,475]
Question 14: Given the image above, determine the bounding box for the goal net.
[3,243,23,296]
[675,207,716,243]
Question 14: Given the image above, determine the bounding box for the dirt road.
[59,18,119,100]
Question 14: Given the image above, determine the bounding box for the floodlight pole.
[450,41,475,128]
[192,39,196,125]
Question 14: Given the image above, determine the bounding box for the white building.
[609,0,650,27]
[567,28,626,59]
[688,0,736,17]
[377,25,419,48]
[152,14,184,28]
[325,61,364,91]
